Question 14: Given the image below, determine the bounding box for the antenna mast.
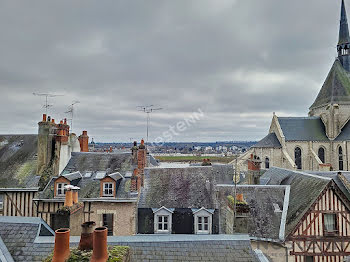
[65,101,80,132]
[33,93,64,115]
[137,105,163,145]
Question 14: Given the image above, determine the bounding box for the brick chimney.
[247,154,261,185]
[78,131,89,152]
[131,168,139,192]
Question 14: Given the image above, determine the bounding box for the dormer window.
[103,182,114,196]
[152,207,174,234]
[192,207,214,234]
[57,183,67,197]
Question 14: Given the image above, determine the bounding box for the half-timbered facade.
[259,167,350,261]
[289,184,350,261]
[0,188,38,217]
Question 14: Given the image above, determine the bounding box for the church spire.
[339,0,350,45]
[338,0,350,72]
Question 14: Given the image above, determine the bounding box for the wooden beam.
[5,192,23,216]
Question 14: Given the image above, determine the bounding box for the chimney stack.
[78,131,89,152]
[42,114,47,122]
[91,227,109,262]
[52,228,70,262]
[247,154,261,185]
[64,185,74,207]
[78,221,96,251]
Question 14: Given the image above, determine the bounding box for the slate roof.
[61,152,133,175]
[339,0,350,45]
[310,59,350,110]
[335,120,350,140]
[261,167,331,238]
[216,185,287,241]
[277,117,329,141]
[0,135,39,188]
[252,133,282,148]
[109,235,259,262]
[139,165,234,209]
[11,234,261,262]
[0,216,54,262]
[39,170,134,200]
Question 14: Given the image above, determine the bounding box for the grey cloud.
[0,0,344,141]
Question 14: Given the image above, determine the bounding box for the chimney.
[247,154,261,185]
[72,186,80,204]
[131,141,138,165]
[64,185,74,207]
[78,221,96,251]
[52,228,70,262]
[131,168,139,192]
[91,227,109,262]
[37,114,56,175]
[236,193,244,202]
[78,131,89,152]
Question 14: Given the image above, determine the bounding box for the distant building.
[238,0,350,172]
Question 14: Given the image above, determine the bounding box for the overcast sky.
[0,0,344,142]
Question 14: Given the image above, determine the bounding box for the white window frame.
[193,208,213,235]
[153,207,173,234]
[103,182,114,197]
[56,183,67,197]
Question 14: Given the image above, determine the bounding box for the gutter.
[33,198,138,203]
[0,188,39,192]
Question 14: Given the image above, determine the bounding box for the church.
[240,0,350,172]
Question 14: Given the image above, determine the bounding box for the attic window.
[153,207,173,234]
[57,183,67,196]
[192,208,213,234]
[103,182,114,197]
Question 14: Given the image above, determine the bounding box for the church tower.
[309,0,350,140]
[338,0,350,71]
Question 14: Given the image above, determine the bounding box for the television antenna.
[137,105,163,145]
[33,93,64,115]
[65,100,80,132]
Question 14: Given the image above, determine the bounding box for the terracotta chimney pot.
[52,119,55,124]
[91,227,109,262]
[236,193,244,202]
[64,188,73,207]
[43,114,47,122]
[64,118,67,125]
[78,221,96,251]
[60,120,63,124]
[72,186,80,204]
[52,228,70,262]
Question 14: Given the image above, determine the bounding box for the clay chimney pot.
[64,188,73,207]
[52,119,55,123]
[91,227,109,262]
[78,221,96,251]
[52,228,70,262]
[43,114,47,122]
[64,118,67,125]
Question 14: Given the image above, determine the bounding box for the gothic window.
[339,146,344,171]
[318,147,325,164]
[265,157,270,169]
[295,147,302,170]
